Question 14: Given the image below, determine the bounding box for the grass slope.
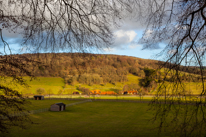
[18,74,140,95]
[17,74,203,95]
[22,77,65,94]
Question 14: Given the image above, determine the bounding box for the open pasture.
[23,77,65,94]
[24,100,80,110]
[2,76,203,96]
[1,101,176,137]
[1,100,205,137]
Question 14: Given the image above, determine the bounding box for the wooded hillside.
[12,53,159,84]
[8,53,202,85]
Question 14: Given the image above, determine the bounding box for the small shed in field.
[34,95,44,100]
[50,103,66,111]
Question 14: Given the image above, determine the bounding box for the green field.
[24,100,80,110]
[1,100,205,137]
[22,77,65,94]
[2,74,203,95]
[1,101,173,137]
[11,75,141,95]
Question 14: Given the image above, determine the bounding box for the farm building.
[73,92,79,95]
[123,90,137,95]
[127,91,138,95]
[34,95,44,100]
[90,90,117,95]
[90,89,101,95]
[50,103,66,111]
[123,91,128,95]
[100,91,117,95]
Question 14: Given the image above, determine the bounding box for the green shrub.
[77,86,90,95]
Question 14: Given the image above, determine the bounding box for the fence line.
[43,98,150,103]
[43,98,206,105]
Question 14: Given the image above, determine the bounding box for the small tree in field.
[47,89,54,95]
[137,88,147,101]
[47,89,54,98]
[58,89,63,96]
[36,88,45,95]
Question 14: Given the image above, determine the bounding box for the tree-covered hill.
[15,53,159,84]
[9,53,202,86]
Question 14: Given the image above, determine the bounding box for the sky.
[0,4,166,61]
[1,22,165,61]
[96,17,166,61]
[101,29,164,60]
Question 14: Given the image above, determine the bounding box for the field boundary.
[43,98,151,103]
[43,98,206,105]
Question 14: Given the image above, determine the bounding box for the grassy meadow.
[1,101,175,137]
[4,73,202,96]
[2,100,204,137]
[7,74,140,95]
[0,72,203,97]
[24,100,80,110]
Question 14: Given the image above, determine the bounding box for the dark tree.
[0,54,39,133]
[139,68,156,92]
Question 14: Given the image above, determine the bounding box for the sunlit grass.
[2,75,203,96]
[24,100,80,110]
[2,102,175,137]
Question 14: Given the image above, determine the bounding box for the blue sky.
[100,29,165,61]
[0,31,165,61]
[0,18,165,61]
[102,45,163,60]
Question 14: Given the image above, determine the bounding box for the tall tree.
[0,0,132,133]
[139,68,156,92]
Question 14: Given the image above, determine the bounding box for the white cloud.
[112,30,138,49]
[114,30,137,43]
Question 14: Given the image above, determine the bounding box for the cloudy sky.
[0,2,165,61]
[1,20,164,61]
[2,22,164,61]
[100,19,165,60]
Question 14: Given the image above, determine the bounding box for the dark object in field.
[34,95,44,100]
[50,103,66,111]
[123,91,128,95]
[73,92,79,95]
